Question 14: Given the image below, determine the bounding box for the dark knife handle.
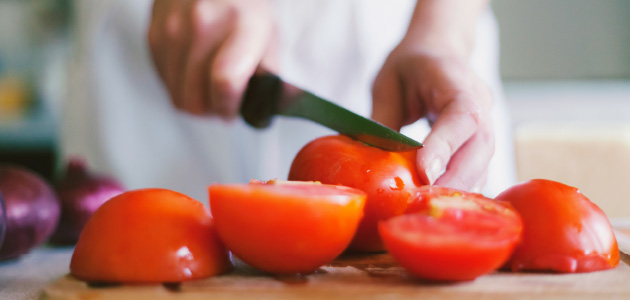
[240,71,283,129]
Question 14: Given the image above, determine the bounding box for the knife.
[240,71,423,152]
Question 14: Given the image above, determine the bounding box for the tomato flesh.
[70,188,231,283]
[209,181,366,274]
[379,186,523,281]
[496,179,619,273]
[289,135,427,252]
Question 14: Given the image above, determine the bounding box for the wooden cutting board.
[41,230,630,300]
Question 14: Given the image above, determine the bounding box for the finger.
[433,120,494,191]
[147,2,170,82]
[416,94,484,184]
[471,168,489,194]
[371,66,405,131]
[260,26,280,73]
[403,78,425,126]
[209,12,271,120]
[159,7,191,110]
[147,23,166,82]
[180,0,232,115]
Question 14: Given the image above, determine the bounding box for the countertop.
[2,228,629,300]
[0,247,73,300]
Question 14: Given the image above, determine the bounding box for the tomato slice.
[379,186,523,281]
[496,179,619,273]
[209,181,366,274]
[70,188,231,283]
[288,135,427,252]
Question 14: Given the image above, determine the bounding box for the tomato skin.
[70,188,231,283]
[496,179,619,273]
[209,182,366,274]
[379,186,523,281]
[288,135,426,252]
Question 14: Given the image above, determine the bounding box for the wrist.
[401,0,489,60]
[399,29,474,60]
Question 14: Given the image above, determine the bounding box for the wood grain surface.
[41,230,630,300]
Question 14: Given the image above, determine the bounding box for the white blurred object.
[509,81,630,219]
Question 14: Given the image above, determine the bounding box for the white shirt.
[62,0,515,202]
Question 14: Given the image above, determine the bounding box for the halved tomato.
[496,179,619,273]
[209,180,366,274]
[288,135,427,252]
[379,186,523,281]
[70,188,231,283]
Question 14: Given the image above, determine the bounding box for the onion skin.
[49,158,125,245]
[0,192,6,250]
[0,165,60,261]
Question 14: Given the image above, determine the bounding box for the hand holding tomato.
[372,1,494,192]
[373,49,493,193]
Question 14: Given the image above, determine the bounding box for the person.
[61,0,516,202]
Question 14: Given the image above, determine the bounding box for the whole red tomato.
[288,135,427,252]
[209,181,366,274]
[496,179,619,273]
[70,188,231,283]
[379,186,523,281]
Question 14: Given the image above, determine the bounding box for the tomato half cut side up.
[209,180,366,274]
[496,179,619,273]
[70,188,232,283]
[379,186,523,281]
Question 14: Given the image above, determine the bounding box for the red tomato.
[288,135,427,252]
[209,181,366,274]
[379,186,523,281]
[496,179,619,273]
[70,188,231,283]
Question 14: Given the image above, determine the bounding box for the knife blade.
[240,71,423,152]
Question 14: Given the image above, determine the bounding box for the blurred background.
[0,0,69,180]
[0,0,629,217]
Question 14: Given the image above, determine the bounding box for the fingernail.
[427,158,442,184]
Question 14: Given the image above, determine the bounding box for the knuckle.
[457,93,491,129]
[165,12,183,40]
[190,0,214,36]
[443,138,457,158]
[212,75,239,102]
[190,0,237,39]
[211,71,244,116]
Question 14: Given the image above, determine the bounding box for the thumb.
[371,67,404,131]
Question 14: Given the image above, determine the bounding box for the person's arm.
[147,0,274,119]
[372,0,493,192]
[406,0,489,58]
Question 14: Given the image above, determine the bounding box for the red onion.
[0,192,6,251]
[0,164,60,260]
[49,158,125,245]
